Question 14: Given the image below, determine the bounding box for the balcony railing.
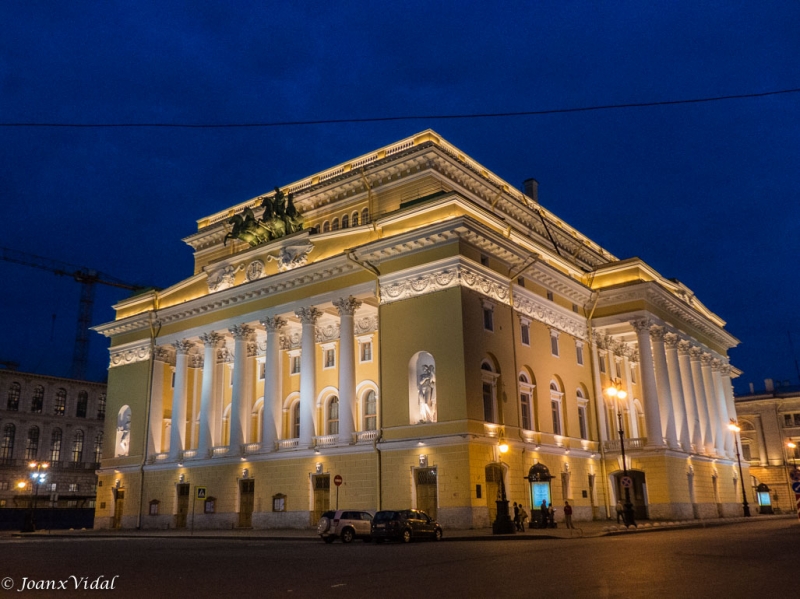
[275,439,299,450]
[211,446,230,458]
[314,434,338,448]
[243,443,261,454]
[353,430,379,444]
[603,437,647,452]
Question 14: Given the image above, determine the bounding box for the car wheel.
[434,528,443,541]
[402,529,412,543]
[323,536,335,544]
[317,517,331,534]
[341,528,355,544]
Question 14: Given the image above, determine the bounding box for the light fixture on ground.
[491,440,516,534]
[728,420,751,517]
[605,379,636,528]
[21,461,49,533]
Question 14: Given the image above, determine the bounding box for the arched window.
[576,389,589,440]
[0,424,15,461]
[97,394,106,419]
[322,221,330,233]
[363,390,377,431]
[327,397,340,435]
[342,214,349,229]
[352,211,359,227]
[481,361,499,424]
[71,430,84,463]
[54,388,67,416]
[76,391,88,418]
[50,428,63,462]
[31,385,44,413]
[25,426,40,460]
[7,383,20,411]
[550,381,564,436]
[332,217,340,231]
[361,208,370,225]
[291,402,300,439]
[93,432,103,463]
[519,374,534,431]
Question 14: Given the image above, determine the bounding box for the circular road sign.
[620,476,633,489]
[792,482,800,494]
[334,475,343,487]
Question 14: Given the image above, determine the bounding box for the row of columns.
[160,296,365,460]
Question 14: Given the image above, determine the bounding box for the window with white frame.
[323,221,330,233]
[599,352,606,374]
[358,336,373,363]
[520,319,530,346]
[68,483,78,492]
[363,390,377,431]
[550,330,560,357]
[577,390,589,440]
[741,442,752,461]
[614,358,621,378]
[323,346,336,369]
[481,362,499,423]
[519,373,535,431]
[783,413,800,427]
[630,363,637,384]
[332,217,340,231]
[291,402,300,438]
[550,382,563,436]
[576,342,584,366]
[289,351,301,375]
[327,397,339,435]
[351,211,359,226]
[342,214,349,228]
[258,360,266,380]
[483,303,494,332]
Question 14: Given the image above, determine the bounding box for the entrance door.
[485,464,503,523]
[312,475,330,523]
[112,489,125,529]
[176,483,190,529]
[238,479,255,528]
[712,475,722,518]
[614,471,648,520]
[415,468,438,520]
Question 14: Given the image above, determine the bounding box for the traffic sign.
[792,482,800,494]
[620,476,633,489]
[334,475,343,487]
[196,487,207,499]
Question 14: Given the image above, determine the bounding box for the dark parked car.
[371,509,443,543]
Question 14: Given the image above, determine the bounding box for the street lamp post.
[21,461,48,533]
[605,379,636,528]
[492,440,516,535]
[728,420,751,517]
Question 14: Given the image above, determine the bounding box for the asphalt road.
[0,520,796,598]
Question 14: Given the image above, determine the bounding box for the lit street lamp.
[605,379,636,528]
[491,440,516,534]
[21,461,49,533]
[728,420,751,517]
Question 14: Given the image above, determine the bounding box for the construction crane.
[0,246,152,381]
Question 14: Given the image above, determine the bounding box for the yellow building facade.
[93,130,745,529]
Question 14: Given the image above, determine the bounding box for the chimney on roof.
[749,382,754,394]
[765,378,774,392]
[523,178,539,203]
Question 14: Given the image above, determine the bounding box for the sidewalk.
[3,513,793,542]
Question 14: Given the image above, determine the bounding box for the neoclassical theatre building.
[93,130,745,530]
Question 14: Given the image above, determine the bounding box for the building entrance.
[112,489,124,529]
[485,464,503,523]
[613,470,648,520]
[415,467,438,520]
[176,483,190,528]
[238,479,255,528]
[312,475,330,523]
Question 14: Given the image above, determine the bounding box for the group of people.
[511,500,575,530]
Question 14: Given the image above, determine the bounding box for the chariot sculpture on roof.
[224,187,304,246]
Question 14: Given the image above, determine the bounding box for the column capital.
[678,340,693,356]
[173,340,195,355]
[664,332,680,349]
[229,324,255,340]
[333,296,362,316]
[700,353,714,367]
[154,345,176,365]
[711,359,723,372]
[295,306,323,324]
[719,364,732,377]
[199,331,224,348]
[689,346,704,361]
[260,315,287,332]
[649,325,666,341]
[630,318,652,334]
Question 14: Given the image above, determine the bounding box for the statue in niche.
[418,364,437,423]
[115,407,131,457]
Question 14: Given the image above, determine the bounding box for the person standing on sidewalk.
[513,502,520,531]
[518,505,528,531]
[616,499,624,524]
[564,501,574,529]
[540,500,548,528]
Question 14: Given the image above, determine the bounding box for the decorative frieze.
[354,314,378,335]
[108,342,151,369]
[207,264,240,292]
[515,286,588,341]
[315,323,340,343]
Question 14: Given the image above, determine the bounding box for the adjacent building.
[92,130,744,530]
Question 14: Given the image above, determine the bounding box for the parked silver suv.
[317,510,374,543]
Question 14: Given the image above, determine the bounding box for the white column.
[228,324,254,452]
[168,340,193,461]
[296,306,322,447]
[197,332,223,458]
[721,364,744,458]
[621,355,639,437]
[753,414,768,466]
[712,360,733,457]
[260,316,286,450]
[632,319,665,448]
[148,348,169,455]
[650,326,679,449]
[689,347,714,455]
[590,339,609,442]
[700,353,724,457]
[334,296,361,445]
[664,333,691,452]
[677,342,703,452]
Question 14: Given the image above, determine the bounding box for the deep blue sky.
[1,1,798,395]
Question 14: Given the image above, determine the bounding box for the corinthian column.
[631,319,664,448]
[334,296,362,445]
[701,353,724,457]
[169,340,194,461]
[590,338,609,442]
[664,333,691,452]
[650,326,679,449]
[148,346,173,456]
[720,363,744,458]
[689,347,714,454]
[228,324,254,452]
[197,332,223,458]
[677,341,703,452]
[712,360,732,457]
[296,306,322,447]
[260,316,286,450]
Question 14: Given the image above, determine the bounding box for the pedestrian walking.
[519,505,528,531]
[513,502,520,530]
[540,499,548,528]
[616,499,624,524]
[548,503,555,528]
[564,501,574,529]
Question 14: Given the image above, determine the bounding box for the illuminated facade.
[93,130,745,530]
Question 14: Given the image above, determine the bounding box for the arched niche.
[115,405,131,457]
[409,351,436,424]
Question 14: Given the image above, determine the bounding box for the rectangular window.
[576,344,584,366]
[482,383,495,423]
[795,414,800,427]
[324,349,336,369]
[291,356,301,375]
[520,323,530,346]
[521,394,532,431]
[785,414,792,427]
[599,354,606,374]
[49,483,57,492]
[578,406,588,440]
[483,308,494,332]
[68,483,78,492]
[0,482,8,491]
[614,360,621,378]
[630,366,637,384]
[551,400,562,435]
[360,341,373,363]
[547,291,554,301]
[258,362,266,381]
[742,443,752,461]
[550,334,559,357]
